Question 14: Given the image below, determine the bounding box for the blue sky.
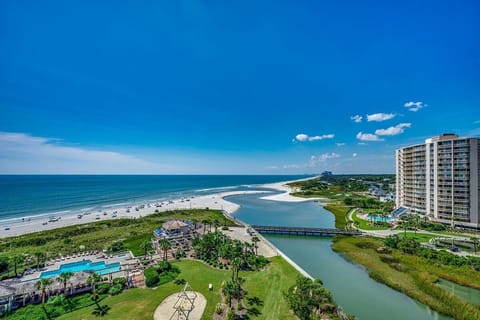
[0,0,479,174]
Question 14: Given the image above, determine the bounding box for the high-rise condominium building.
[396,134,480,228]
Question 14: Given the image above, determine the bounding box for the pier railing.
[251,225,363,236]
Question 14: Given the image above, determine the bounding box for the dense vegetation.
[0,209,235,280]
[192,231,268,271]
[285,276,354,320]
[144,261,180,287]
[333,236,480,320]
[384,235,480,271]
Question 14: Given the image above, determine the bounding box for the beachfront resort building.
[396,134,480,228]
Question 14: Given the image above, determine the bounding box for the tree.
[251,236,260,255]
[471,237,479,254]
[159,239,172,261]
[57,272,74,296]
[35,278,52,309]
[213,219,220,232]
[11,255,25,277]
[231,257,243,282]
[140,240,153,258]
[201,219,209,234]
[34,252,45,270]
[87,272,102,301]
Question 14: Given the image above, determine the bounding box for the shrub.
[146,274,159,287]
[112,277,127,287]
[174,278,186,285]
[144,267,159,287]
[96,283,112,294]
[108,284,123,295]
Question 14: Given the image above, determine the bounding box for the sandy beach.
[1,177,317,239]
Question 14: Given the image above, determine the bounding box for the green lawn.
[123,233,154,257]
[323,204,351,229]
[51,257,298,320]
[242,256,297,320]
[400,232,437,243]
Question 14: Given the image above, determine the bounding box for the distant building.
[321,171,333,177]
[396,134,480,228]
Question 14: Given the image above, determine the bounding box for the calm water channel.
[436,278,480,305]
[227,193,450,320]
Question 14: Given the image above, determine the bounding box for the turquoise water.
[368,214,394,222]
[229,193,450,320]
[0,175,309,222]
[40,260,121,279]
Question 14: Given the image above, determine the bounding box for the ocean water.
[0,175,309,222]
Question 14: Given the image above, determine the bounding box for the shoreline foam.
[0,177,315,239]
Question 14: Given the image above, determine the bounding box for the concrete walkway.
[153,291,206,320]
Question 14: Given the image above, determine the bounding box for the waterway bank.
[332,236,480,320]
[228,192,450,320]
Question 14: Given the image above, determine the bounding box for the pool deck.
[21,252,137,282]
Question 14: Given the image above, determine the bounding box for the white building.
[396,134,480,228]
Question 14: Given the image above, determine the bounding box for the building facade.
[396,134,480,228]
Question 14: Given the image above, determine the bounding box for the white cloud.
[309,153,340,167]
[375,123,412,136]
[350,115,363,123]
[356,132,384,141]
[404,101,425,112]
[294,133,335,142]
[336,142,346,147]
[366,113,395,122]
[0,132,166,174]
[352,153,358,157]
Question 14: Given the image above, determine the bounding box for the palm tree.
[87,272,102,301]
[471,237,479,254]
[57,272,74,296]
[251,236,260,255]
[11,255,25,277]
[231,257,243,282]
[213,219,220,232]
[35,278,52,309]
[159,239,172,261]
[34,252,45,270]
[201,219,208,234]
[140,240,152,258]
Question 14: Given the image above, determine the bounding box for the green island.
[1,208,349,320]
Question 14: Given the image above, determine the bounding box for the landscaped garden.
[0,209,235,280]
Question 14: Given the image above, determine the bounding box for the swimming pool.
[367,215,394,222]
[40,260,121,279]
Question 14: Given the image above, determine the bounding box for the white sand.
[0,177,317,239]
[260,178,323,202]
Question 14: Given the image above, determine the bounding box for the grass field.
[51,257,298,320]
[323,204,351,229]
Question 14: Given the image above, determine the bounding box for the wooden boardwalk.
[251,225,363,237]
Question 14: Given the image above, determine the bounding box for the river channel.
[227,193,450,320]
